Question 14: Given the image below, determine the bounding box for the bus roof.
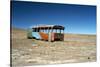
[32,25,65,30]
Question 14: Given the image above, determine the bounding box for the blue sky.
[11,1,96,34]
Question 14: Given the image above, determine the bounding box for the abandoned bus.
[27,25,65,41]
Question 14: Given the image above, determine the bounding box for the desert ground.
[11,28,96,66]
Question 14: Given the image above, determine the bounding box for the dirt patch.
[11,28,96,66]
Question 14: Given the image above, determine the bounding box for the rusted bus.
[27,25,65,41]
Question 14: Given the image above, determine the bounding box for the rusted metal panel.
[39,32,48,40]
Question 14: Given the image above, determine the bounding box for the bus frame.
[27,25,65,42]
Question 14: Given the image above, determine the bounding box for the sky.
[11,1,96,34]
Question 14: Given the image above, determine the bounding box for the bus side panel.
[53,33,64,41]
[32,32,41,39]
[39,32,48,40]
[51,33,54,41]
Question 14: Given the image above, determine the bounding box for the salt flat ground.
[11,28,96,66]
